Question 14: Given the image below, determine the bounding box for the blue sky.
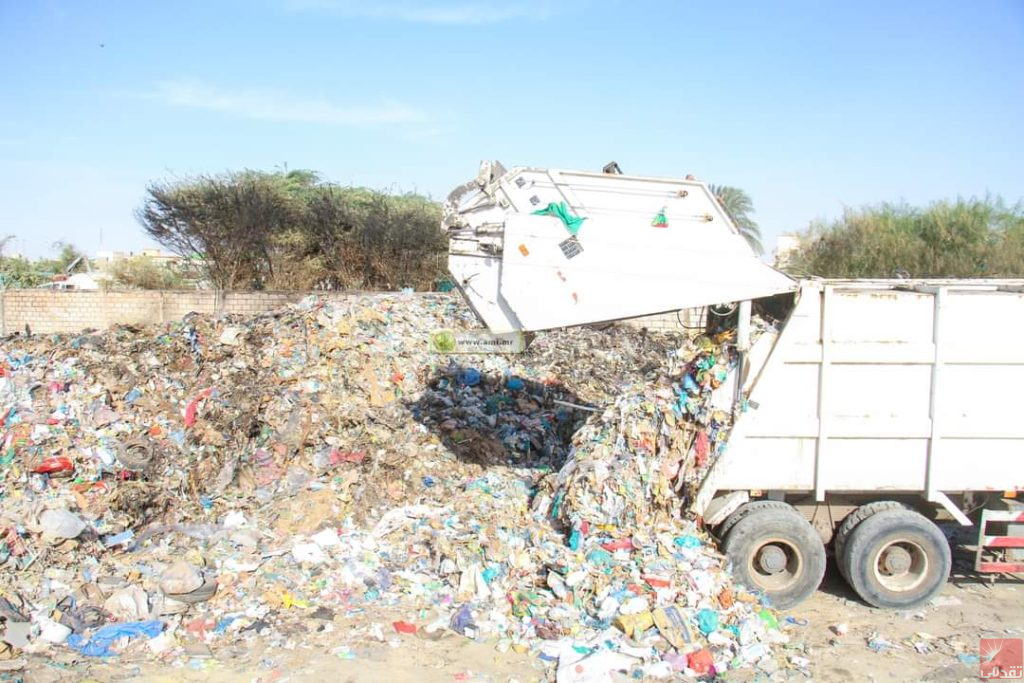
[1,0,1022,258]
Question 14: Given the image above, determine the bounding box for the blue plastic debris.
[673,535,701,549]
[458,368,481,387]
[66,620,164,657]
[696,608,719,636]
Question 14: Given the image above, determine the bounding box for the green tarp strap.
[532,202,586,235]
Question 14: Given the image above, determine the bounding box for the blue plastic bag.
[66,620,164,657]
[696,608,718,636]
[673,535,701,549]
[450,604,476,635]
[458,368,481,387]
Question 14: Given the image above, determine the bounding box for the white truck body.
[697,280,1024,523]
[444,162,794,333]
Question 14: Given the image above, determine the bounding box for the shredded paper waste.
[0,292,800,680]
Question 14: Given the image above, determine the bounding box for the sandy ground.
[779,564,1023,682]
[18,544,1024,683]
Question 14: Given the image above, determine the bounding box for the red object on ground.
[184,387,214,427]
[71,481,109,494]
[392,620,417,634]
[185,618,216,638]
[687,649,715,675]
[600,538,634,552]
[694,430,710,467]
[331,450,367,465]
[643,575,672,589]
[32,456,74,475]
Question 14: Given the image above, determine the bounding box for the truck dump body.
[445,163,795,333]
[698,280,1024,517]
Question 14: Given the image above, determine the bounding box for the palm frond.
[709,184,763,255]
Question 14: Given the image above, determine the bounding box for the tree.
[137,172,294,289]
[0,241,86,288]
[136,169,446,291]
[107,256,187,290]
[785,196,1024,278]
[268,185,444,290]
[709,184,764,255]
[50,241,85,272]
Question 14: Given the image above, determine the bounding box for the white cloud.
[149,79,426,126]
[285,0,561,24]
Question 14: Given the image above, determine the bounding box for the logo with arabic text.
[981,639,1023,679]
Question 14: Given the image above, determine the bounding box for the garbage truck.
[443,161,1024,609]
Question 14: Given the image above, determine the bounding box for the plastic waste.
[673,535,701,549]
[39,509,86,539]
[38,618,72,644]
[392,620,417,634]
[458,368,481,387]
[66,620,164,657]
[103,586,150,621]
[449,604,476,636]
[687,648,715,676]
[159,561,204,595]
[557,650,636,683]
[696,608,719,635]
[32,456,74,475]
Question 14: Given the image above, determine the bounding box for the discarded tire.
[843,509,951,609]
[723,506,826,609]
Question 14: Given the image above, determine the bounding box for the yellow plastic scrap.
[281,592,309,609]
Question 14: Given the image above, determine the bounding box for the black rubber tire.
[834,501,910,582]
[716,500,796,544]
[723,507,826,609]
[844,509,951,609]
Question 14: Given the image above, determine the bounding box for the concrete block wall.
[621,308,705,333]
[0,289,704,335]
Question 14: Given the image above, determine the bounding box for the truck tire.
[834,501,910,582]
[843,509,951,609]
[716,500,795,544]
[722,507,826,609]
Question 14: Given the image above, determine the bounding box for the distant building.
[93,249,184,269]
[38,271,112,291]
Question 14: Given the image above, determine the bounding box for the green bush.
[786,197,1024,278]
[107,256,186,290]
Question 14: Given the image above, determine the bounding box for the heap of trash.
[0,293,801,679]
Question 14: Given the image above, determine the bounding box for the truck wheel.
[723,507,826,609]
[843,509,951,609]
[834,501,910,582]
[716,500,795,543]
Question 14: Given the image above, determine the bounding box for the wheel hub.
[757,544,788,574]
[881,546,912,574]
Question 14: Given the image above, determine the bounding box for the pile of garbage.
[0,293,798,679]
[553,331,739,532]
